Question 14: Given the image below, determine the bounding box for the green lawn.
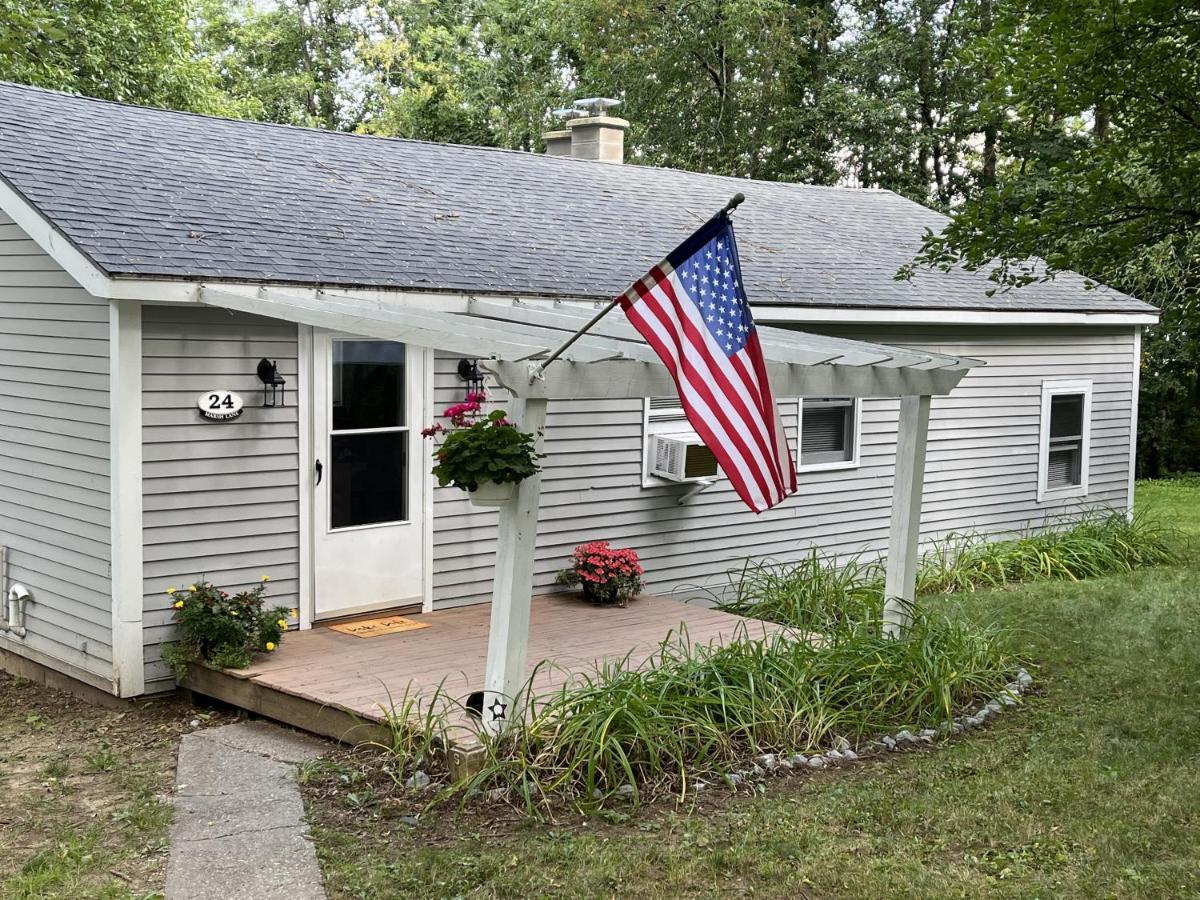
[0,678,218,899]
[304,478,1200,898]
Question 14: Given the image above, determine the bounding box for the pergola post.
[481,397,548,735]
[883,394,931,637]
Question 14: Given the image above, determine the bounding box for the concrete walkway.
[166,721,329,900]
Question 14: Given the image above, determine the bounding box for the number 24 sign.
[196,390,245,421]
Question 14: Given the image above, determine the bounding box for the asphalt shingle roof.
[0,82,1154,314]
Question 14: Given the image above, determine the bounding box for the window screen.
[1046,393,1085,488]
[801,398,855,466]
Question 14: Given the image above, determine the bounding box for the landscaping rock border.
[721,668,1034,785]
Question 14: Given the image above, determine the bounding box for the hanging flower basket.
[422,392,541,503]
[468,480,516,507]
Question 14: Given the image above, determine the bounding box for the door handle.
[315,459,323,486]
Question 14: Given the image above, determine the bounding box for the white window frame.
[797,397,862,473]
[1037,378,1092,502]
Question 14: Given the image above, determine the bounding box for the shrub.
[555,541,645,605]
[161,577,292,680]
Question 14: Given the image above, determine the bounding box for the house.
[0,82,1157,706]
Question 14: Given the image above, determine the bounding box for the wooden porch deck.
[185,594,775,745]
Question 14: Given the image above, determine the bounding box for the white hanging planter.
[468,480,516,507]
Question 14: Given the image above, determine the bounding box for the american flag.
[619,212,797,513]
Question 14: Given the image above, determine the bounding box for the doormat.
[327,615,431,638]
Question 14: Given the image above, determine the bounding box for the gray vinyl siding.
[431,325,1136,606]
[141,305,299,692]
[0,211,113,683]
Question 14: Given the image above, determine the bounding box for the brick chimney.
[543,99,629,164]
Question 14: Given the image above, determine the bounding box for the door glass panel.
[332,340,406,430]
[330,432,407,528]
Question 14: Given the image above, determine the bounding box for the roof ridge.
[0,79,898,199]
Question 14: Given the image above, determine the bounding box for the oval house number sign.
[197,390,245,421]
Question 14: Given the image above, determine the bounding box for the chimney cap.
[572,97,621,116]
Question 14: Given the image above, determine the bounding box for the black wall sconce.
[256,358,286,407]
[457,358,485,394]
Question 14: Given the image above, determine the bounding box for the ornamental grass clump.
[457,610,1016,808]
[916,511,1181,595]
[161,577,292,680]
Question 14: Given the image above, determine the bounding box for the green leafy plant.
[442,610,1016,809]
[161,577,292,680]
[422,392,540,492]
[555,541,644,606]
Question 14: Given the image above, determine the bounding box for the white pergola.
[201,286,981,734]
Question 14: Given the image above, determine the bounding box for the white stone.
[404,770,431,790]
[807,756,827,769]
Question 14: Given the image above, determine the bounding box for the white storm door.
[313,332,425,618]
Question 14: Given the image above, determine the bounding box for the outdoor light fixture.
[457,357,485,394]
[256,358,286,407]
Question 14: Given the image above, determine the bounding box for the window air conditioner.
[650,433,720,483]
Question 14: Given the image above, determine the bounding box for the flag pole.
[528,192,746,383]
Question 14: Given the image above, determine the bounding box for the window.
[1038,379,1091,501]
[798,397,860,470]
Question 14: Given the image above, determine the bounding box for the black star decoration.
[487,698,508,722]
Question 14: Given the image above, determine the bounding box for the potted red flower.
[422,391,541,507]
[555,541,644,607]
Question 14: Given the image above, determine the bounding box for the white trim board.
[0,175,114,298]
[109,299,144,697]
[1127,326,1142,517]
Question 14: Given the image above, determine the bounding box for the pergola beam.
[485,359,969,401]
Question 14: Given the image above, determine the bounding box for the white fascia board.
[0,177,114,298]
[104,281,1161,326]
[752,305,1159,327]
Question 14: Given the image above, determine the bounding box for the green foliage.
[161,579,291,680]
[454,612,1015,808]
[715,551,885,631]
[196,0,365,128]
[0,0,246,114]
[915,512,1182,594]
[429,409,541,492]
[720,512,1181,628]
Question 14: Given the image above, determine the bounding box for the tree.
[0,0,241,114]
[836,0,1004,207]
[907,0,1199,474]
[197,0,366,129]
[564,0,845,182]
[356,0,569,148]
